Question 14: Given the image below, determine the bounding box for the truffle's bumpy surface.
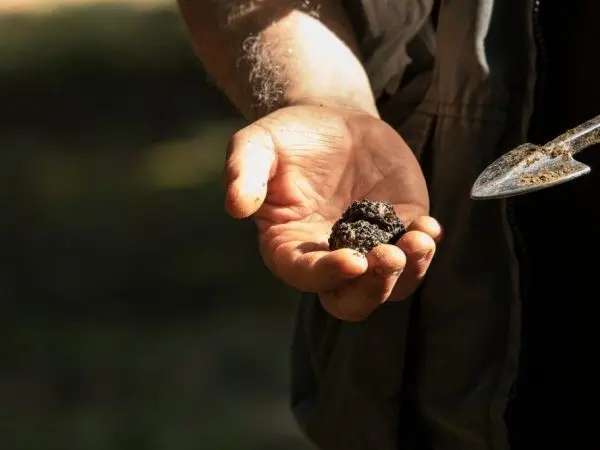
[328,200,406,255]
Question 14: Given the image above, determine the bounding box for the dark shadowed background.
[0,2,313,449]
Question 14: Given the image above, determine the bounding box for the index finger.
[268,240,369,293]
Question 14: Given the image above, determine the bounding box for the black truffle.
[328,200,406,255]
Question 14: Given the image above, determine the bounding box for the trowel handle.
[546,114,600,155]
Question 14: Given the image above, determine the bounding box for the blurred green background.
[0,2,312,449]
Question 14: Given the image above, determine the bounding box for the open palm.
[224,104,441,321]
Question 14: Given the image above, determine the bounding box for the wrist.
[268,7,380,119]
[230,5,380,120]
[286,92,380,119]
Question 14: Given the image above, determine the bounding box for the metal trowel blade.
[471,143,591,200]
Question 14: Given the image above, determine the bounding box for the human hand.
[223,103,442,321]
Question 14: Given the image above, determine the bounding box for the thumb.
[223,125,277,218]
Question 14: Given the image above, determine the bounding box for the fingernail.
[373,267,402,277]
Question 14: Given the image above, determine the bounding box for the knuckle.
[414,250,435,278]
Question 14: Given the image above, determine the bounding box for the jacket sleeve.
[342,0,436,98]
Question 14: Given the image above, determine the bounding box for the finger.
[390,230,436,301]
[271,242,369,292]
[319,244,406,322]
[407,216,443,243]
[224,126,277,219]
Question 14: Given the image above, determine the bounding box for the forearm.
[176,0,378,119]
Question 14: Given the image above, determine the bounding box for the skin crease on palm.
[223,103,443,322]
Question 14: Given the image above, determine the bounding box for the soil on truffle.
[328,200,406,255]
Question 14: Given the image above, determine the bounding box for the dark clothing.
[291,2,600,449]
[509,2,600,448]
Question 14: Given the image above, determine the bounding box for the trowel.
[471,115,600,200]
